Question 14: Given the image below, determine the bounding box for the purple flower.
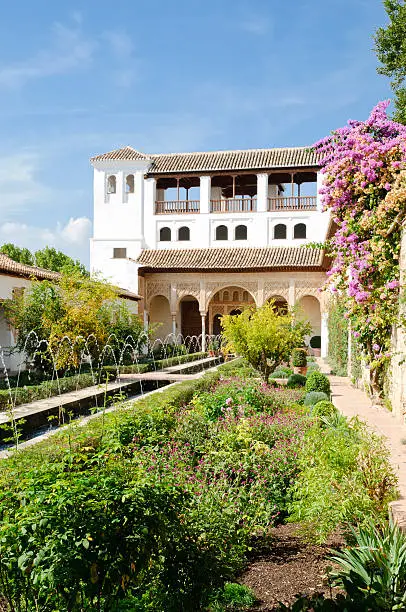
[372,343,380,352]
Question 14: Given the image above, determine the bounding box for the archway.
[297,295,321,348]
[149,295,172,340]
[213,314,222,336]
[267,295,288,315]
[207,285,255,334]
[180,295,201,339]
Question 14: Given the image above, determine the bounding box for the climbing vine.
[327,299,348,376]
[315,101,406,397]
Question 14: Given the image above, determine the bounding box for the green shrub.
[305,371,331,395]
[287,374,307,389]
[312,400,338,419]
[304,391,329,406]
[271,367,293,379]
[306,362,320,374]
[209,582,256,610]
[292,348,307,367]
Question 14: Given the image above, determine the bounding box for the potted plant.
[207,338,220,357]
[292,348,308,375]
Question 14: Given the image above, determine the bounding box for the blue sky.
[0,0,393,265]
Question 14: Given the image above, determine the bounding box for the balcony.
[268,196,317,211]
[155,200,200,214]
[210,198,257,213]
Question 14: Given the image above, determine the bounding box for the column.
[321,312,329,358]
[288,280,296,307]
[201,313,206,352]
[143,310,149,333]
[200,176,211,214]
[290,172,295,196]
[256,173,268,212]
[171,314,177,342]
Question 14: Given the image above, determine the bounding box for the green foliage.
[271,366,293,379]
[328,299,349,376]
[289,418,398,542]
[305,371,331,395]
[221,301,311,382]
[292,348,307,367]
[304,391,329,406]
[312,400,338,419]
[0,242,34,265]
[329,518,406,611]
[34,245,88,275]
[287,374,307,389]
[209,582,256,610]
[375,0,406,123]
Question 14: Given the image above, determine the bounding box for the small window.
[126,174,134,193]
[235,225,247,240]
[107,175,116,194]
[178,226,190,241]
[274,223,287,239]
[223,291,230,301]
[159,227,171,242]
[215,225,228,240]
[113,247,127,259]
[294,223,306,239]
[242,291,248,301]
[232,291,239,301]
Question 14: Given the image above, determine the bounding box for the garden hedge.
[102,351,208,376]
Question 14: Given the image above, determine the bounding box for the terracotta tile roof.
[0,254,60,281]
[90,146,150,162]
[0,254,142,300]
[91,146,319,174]
[136,246,326,272]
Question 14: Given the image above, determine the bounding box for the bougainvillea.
[315,101,406,396]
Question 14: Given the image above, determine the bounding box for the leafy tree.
[4,271,144,372]
[221,301,311,382]
[0,243,34,265]
[34,246,88,275]
[375,0,406,123]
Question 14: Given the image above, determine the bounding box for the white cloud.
[0,20,96,89]
[240,15,271,35]
[103,30,134,59]
[0,152,53,210]
[0,217,92,266]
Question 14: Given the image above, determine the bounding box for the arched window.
[159,227,171,242]
[294,223,306,239]
[223,291,230,301]
[126,174,134,193]
[235,225,247,240]
[107,175,116,194]
[178,226,190,241]
[274,224,287,239]
[242,291,249,301]
[232,290,239,301]
[215,225,228,240]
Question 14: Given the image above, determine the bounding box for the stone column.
[200,176,211,214]
[201,313,206,352]
[321,312,329,358]
[143,310,149,333]
[256,173,268,212]
[171,314,177,342]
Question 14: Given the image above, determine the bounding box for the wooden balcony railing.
[210,198,257,213]
[155,200,200,214]
[268,196,317,211]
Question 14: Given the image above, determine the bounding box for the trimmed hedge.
[305,371,331,395]
[292,348,307,367]
[287,374,307,389]
[304,391,329,406]
[0,373,95,412]
[103,352,208,376]
[312,400,338,418]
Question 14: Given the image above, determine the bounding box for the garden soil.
[241,523,344,610]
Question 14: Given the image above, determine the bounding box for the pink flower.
[372,343,380,352]
[386,280,399,289]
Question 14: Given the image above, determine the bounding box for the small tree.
[0,243,34,265]
[34,246,88,276]
[221,302,311,382]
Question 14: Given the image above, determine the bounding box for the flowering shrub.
[315,101,406,395]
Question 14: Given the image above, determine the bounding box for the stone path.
[319,359,406,526]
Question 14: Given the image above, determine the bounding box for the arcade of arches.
[139,270,329,355]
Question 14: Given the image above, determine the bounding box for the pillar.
[144,177,157,214]
[321,312,329,358]
[200,176,211,214]
[256,173,268,212]
[171,313,177,341]
[201,313,206,352]
[143,310,149,333]
[288,280,296,307]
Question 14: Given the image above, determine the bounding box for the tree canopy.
[375,0,406,123]
[221,302,311,382]
[0,243,88,276]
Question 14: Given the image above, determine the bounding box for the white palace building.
[90,145,331,354]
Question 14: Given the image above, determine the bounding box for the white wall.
[0,275,32,374]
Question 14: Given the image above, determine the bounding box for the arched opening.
[149,295,172,340]
[178,226,190,241]
[180,295,201,339]
[230,309,242,316]
[107,175,116,194]
[223,290,230,302]
[232,290,239,301]
[159,227,171,242]
[215,225,228,240]
[235,225,247,240]
[268,295,288,315]
[294,223,306,239]
[213,314,222,336]
[274,224,287,239]
[126,174,135,193]
[297,295,321,348]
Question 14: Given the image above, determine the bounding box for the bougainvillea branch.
[314,101,406,396]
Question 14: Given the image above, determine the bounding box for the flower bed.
[0,360,397,610]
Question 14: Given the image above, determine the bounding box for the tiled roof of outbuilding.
[91,146,319,174]
[0,254,60,281]
[136,246,326,272]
